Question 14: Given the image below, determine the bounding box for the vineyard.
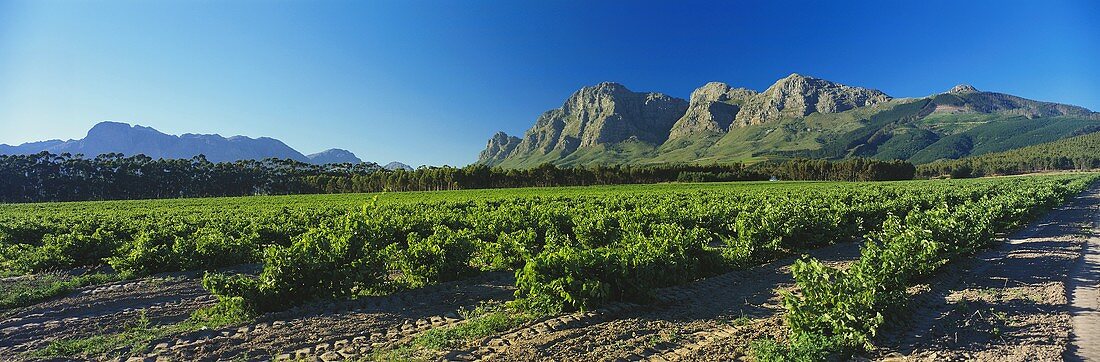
[1,174,1097,361]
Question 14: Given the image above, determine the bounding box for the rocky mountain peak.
[87,120,131,132]
[384,161,413,171]
[668,82,758,140]
[479,82,688,165]
[734,74,891,126]
[306,148,362,164]
[589,81,630,92]
[689,82,757,103]
[86,121,161,139]
[781,72,808,81]
[560,82,641,111]
[478,75,1099,168]
[478,131,522,162]
[948,84,979,94]
[932,87,1096,119]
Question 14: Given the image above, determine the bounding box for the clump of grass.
[365,344,417,361]
[29,311,158,358]
[33,333,125,357]
[727,309,753,326]
[0,272,118,310]
[750,332,846,362]
[412,301,539,349]
[370,300,542,359]
[645,329,681,348]
[29,305,250,359]
[190,296,255,326]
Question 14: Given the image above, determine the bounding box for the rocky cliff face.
[667,82,757,140]
[479,74,1099,168]
[478,132,522,162]
[490,82,687,163]
[733,73,891,126]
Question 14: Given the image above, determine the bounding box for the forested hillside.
[917,131,1100,178]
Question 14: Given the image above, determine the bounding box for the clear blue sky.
[1,1,1097,166]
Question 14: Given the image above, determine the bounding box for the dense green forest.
[0,152,914,203]
[917,131,1100,178]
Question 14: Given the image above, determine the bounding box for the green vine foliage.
[778,175,1097,359]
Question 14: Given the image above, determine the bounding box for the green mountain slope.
[917,130,1100,177]
[908,115,1100,163]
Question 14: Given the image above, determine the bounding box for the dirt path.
[442,242,862,362]
[1067,195,1100,361]
[872,186,1100,361]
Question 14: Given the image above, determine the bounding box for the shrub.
[573,214,622,249]
[514,224,721,313]
[17,228,121,272]
[471,229,536,271]
[728,200,842,262]
[750,332,846,362]
[174,227,259,270]
[109,224,193,276]
[390,226,477,288]
[203,207,388,313]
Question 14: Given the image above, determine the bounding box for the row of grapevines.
[4,176,1088,320]
[196,177,1059,317]
[765,174,1098,360]
[0,207,334,276]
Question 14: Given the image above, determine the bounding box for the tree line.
[0,152,915,203]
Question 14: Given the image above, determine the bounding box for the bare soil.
[1,272,215,358]
[1,271,516,361]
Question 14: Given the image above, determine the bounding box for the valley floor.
[1,187,1097,361]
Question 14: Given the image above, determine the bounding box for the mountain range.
[0,121,374,165]
[479,74,1100,168]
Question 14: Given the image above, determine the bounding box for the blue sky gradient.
[1,1,1097,166]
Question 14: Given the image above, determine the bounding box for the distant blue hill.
[0,121,363,165]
